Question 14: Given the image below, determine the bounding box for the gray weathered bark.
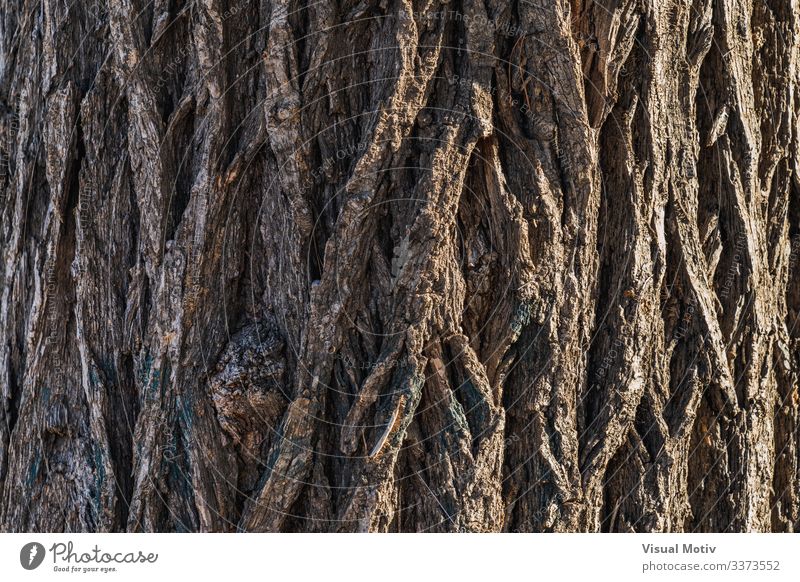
[0,0,798,532]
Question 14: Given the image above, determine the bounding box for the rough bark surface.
[0,0,798,532]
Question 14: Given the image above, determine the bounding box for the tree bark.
[0,0,798,532]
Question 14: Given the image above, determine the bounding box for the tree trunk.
[0,0,798,533]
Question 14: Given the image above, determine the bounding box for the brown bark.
[0,0,798,532]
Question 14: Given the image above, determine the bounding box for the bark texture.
[0,0,798,532]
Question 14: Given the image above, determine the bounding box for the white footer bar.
[1,533,796,581]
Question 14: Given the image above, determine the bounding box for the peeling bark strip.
[0,0,798,533]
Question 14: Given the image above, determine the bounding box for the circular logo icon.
[20,542,46,570]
